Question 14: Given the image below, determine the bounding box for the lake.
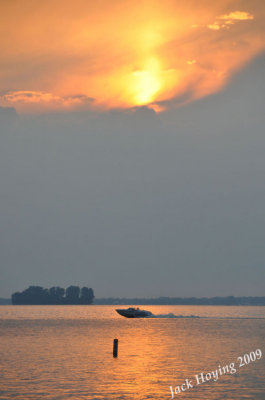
[0,305,264,399]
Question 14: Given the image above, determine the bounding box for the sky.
[1,0,265,113]
[0,0,265,298]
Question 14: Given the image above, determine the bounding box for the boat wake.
[147,314,265,319]
[148,313,200,318]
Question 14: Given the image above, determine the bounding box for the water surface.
[1,305,264,399]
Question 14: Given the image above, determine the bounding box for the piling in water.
[113,338,118,357]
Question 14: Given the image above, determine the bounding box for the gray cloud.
[0,55,265,298]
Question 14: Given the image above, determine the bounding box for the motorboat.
[116,307,152,318]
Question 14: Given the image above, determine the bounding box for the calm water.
[0,305,264,400]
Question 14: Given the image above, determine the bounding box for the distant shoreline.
[94,297,265,306]
[1,296,265,306]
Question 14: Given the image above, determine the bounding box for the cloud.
[220,11,254,21]
[207,10,254,30]
[0,0,264,113]
[0,91,94,113]
[207,22,222,31]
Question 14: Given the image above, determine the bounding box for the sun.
[130,58,162,105]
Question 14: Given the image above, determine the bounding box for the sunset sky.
[1,0,265,113]
[0,1,265,298]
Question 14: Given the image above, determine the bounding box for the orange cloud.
[207,10,254,30]
[0,91,94,113]
[0,0,264,113]
[220,11,254,21]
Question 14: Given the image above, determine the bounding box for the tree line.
[12,286,94,305]
[94,296,265,306]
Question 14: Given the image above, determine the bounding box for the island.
[11,285,94,305]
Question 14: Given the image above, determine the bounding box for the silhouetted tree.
[11,285,94,305]
[55,286,65,302]
[12,292,23,304]
[80,287,94,304]
[11,286,49,304]
[65,286,80,304]
[48,286,65,304]
[48,287,57,304]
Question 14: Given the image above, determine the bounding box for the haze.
[0,0,265,298]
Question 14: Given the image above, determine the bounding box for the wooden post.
[113,338,118,357]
